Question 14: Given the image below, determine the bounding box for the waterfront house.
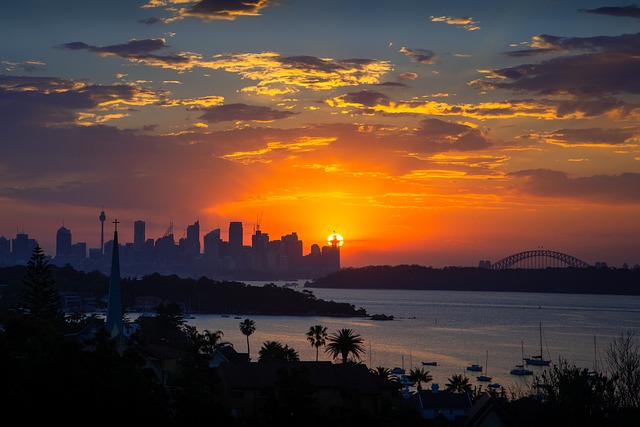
[217,361,403,419]
[407,383,473,424]
[209,345,249,368]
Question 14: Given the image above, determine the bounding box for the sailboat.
[524,322,551,366]
[511,341,533,376]
[477,350,492,382]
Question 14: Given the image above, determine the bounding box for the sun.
[327,233,344,247]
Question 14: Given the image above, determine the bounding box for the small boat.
[511,341,533,376]
[488,383,502,389]
[398,375,415,387]
[477,350,492,382]
[510,364,533,376]
[422,361,438,366]
[391,367,406,375]
[525,322,551,366]
[466,363,483,372]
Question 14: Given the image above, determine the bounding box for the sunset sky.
[1,1,639,268]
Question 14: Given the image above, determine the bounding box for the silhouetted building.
[155,234,175,265]
[11,232,38,265]
[134,220,145,251]
[204,228,221,262]
[185,220,200,258]
[251,228,269,270]
[56,225,72,258]
[229,221,243,266]
[0,236,9,265]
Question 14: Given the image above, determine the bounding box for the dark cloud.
[533,127,638,146]
[399,47,437,64]
[398,72,418,80]
[278,55,382,73]
[58,38,168,55]
[199,103,297,123]
[414,118,492,151]
[579,5,640,19]
[505,32,640,57]
[185,0,273,20]
[374,82,407,87]
[509,169,640,204]
[476,51,640,96]
[139,17,162,25]
[57,38,193,68]
[340,90,390,107]
[0,74,157,125]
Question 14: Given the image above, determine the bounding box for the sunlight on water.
[181,287,640,393]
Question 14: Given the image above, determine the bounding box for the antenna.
[255,211,263,233]
[163,221,174,237]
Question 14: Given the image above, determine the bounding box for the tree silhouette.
[371,366,393,380]
[306,324,328,361]
[258,340,299,362]
[606,330,640,408]
[19,246,62,324]
[324,328,365,364]
[190,329,230,355]
[239,318,256,360]
[445,373,472,393]
[408,367,433,391]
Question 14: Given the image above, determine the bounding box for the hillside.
[306,264,640,295]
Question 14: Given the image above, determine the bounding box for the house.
[209,345,249,368]
[464,392,513,427]
[407,383,473,425]
[217,361,403,420]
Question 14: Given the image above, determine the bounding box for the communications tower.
[99,209,106,255]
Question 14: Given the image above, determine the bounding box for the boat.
[398,375,415,387]
[477,350,492,382]
[524,322,551,366]
[466,363,483,372]
[422,361,438,366]
[391,367,406,375]
[511,341,534,376]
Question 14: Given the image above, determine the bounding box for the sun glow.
[328,233,344,247]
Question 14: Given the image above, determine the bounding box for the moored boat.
[525,322,551,366]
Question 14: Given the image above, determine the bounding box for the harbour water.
[181,285,640,393]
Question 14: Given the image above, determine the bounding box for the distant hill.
[306,265,640,295]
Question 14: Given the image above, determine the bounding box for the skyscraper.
[55,225,72,258]
[134,220,145,251]
[229,221,243,264]
[204,228,221,262]
[186,220,201,257]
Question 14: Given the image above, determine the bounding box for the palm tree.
[306,324,328,361]
[324,328,365,364]
[200,329,230,355]
[408,367,433,391]
[446,373,472,393]
[258,340,300,362]
[371,366,393,380]
[239,318,256,360]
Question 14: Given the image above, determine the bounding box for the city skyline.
[1,1,639,268]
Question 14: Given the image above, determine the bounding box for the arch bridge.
[490,249,592,270]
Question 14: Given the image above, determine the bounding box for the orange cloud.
[206,52,392,93]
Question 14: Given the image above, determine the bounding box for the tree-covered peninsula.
[306,264,640,295]
[0,265,367,317]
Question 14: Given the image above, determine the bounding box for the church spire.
[105,219,123,338]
